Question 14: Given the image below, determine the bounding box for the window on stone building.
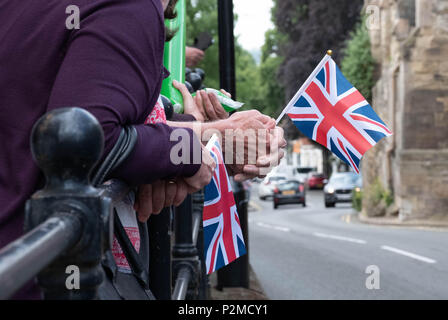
[397,0,416,27]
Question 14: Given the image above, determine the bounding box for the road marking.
[341,214,351,224]
[256,222,290,233]
[313,232,367,244]
[249,200,263,212]
[381,246,437,264]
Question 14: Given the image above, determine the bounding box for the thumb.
[172,80,191,99]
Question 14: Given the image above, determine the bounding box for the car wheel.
[259,196,266,201]
[325,202,335,208]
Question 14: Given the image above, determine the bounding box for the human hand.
[186,47,205,68]
[234,126,287,182]
[172,80,205,121]
[183,144,216,193]
[194,89,229,121]
[220,110,286,181]
[135,178,190,222]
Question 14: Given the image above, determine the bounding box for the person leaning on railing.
[0,0,285,299]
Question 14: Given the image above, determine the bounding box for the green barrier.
[160,0,186,114]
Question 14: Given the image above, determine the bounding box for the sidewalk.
[209,265,268,300]
[356,212,448,230]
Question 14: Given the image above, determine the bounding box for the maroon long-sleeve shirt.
[0,0,199,298]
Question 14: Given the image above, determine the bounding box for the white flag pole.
[275,50,333,125]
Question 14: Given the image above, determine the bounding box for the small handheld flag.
[276,51,392,173]
[203,135,246,274]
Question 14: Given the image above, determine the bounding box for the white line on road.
[313,232,367,244]
[256,222,291,233]
[381,246,437,264]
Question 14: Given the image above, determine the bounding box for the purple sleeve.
[47,0,200,184]
[171,113,197,122]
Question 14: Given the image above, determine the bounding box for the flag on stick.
[277,51,392,173]
[203,135,246,274]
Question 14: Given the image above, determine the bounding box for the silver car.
[323,172,360,207]
[258,174,287,200]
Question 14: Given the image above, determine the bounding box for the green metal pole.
[160,0,186,113]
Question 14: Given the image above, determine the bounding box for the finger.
[256,115,276,129]
[152,180,166,214]
[174,179,189,206]
[137,184,153,223]
[270,127,287,148]
[257,148,286,168]
[234,173,258,182]
[173,80,193,101]
[193,93,207,121]
[201,91,218,120]
[220,89,231,98]
[164,181,177,207]
[208,92,228,119]
[242,165,260,176]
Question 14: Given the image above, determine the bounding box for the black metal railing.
[0,107,208,300]
[0,0,245,300]
[0,108,112,300]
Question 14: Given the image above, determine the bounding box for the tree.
[185,0,281,117]
[185,0,220,90]
[341,16,375,102]
[271,0,364,174]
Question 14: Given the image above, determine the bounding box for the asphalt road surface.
[248,184,448,300]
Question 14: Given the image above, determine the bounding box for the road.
[247,184,448,300]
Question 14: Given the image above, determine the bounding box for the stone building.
[363,0,448,221]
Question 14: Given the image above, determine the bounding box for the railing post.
[192,190,210,299]
[148,207,173,300]
[25,107,112,300]
[172,196,201,300]
[217,0,250,289]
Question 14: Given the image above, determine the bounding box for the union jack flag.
[203,135,246,274]
[281,54,392,173]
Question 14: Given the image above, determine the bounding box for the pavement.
[209,265,268,300]
[246,185,448,300]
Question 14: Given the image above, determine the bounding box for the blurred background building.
[363,0,448,221]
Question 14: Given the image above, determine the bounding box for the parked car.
[296,167,316,183]
[323,172,360,207]
[273,180,306,209]
[258,174,287,200]
[306,172,327,189]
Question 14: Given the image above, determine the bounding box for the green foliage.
[185,0,284,118]
[367,178,394,208]
[340,17,375,101]
[185,0,220,89]
[352,190,363,212]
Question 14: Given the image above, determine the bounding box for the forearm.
[166,119,230,144]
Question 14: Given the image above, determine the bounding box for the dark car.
[306,172,327,189]
[324,172,360,207]
[273,180,306,209]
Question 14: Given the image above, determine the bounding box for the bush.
[352,190,363,212]
[340,16,375,102]
[363,178,394,216]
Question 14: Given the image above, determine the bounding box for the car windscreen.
[269,176,286,182]
[278,181,300,190]
[330,174,358,185]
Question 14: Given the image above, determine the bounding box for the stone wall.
[363,0,448,221]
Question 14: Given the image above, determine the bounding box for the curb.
[209,265,268,300]
[356,212,448,230]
